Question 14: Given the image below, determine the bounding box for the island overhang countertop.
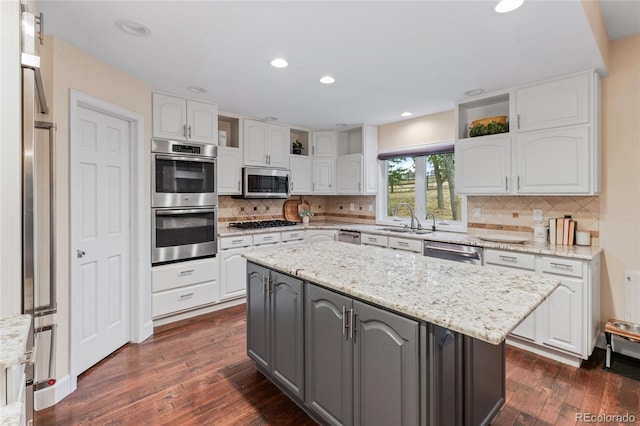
[243,241,561,345]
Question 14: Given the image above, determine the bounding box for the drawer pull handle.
[263,236,273,240]
[179,293,195,299]
[398,241,408,246]
[231,239,245,244]
[179,270,194,276]
[550,262,573,270]
[499,255,518,262]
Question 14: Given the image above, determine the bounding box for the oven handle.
[156,208,217,216]
[155,154,216,164]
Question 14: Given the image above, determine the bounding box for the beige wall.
[378,110,454,150]
[599,34,640,320]
[46,37,152,380]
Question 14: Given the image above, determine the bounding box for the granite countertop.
[244,241,560,345]
[219,221,602,260]
[0,314,31,369]
[0,402,22,426]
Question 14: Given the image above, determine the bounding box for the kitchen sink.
[379,227,431,235]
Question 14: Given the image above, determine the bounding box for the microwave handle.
[156,208,217,216]
[155,154,216,164]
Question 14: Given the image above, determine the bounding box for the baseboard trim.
[34,374,72,410]
[152,298,246,327]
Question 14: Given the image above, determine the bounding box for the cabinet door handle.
[550,262,573,270]
[313,182,315,192]
[349,309,357,339]
[179,292,194,300]
[505,176,508,191]
[517,176,521,190]
[499,255,518,262]
[237,180,241,191]
[517,114,520,129]
[313,145,316,155]
[262,274,267,295]
[179,269,194,276]
[188,125,192,138]
[342,306,347,335]
[183,124,187,138]
[439,330,454,347]
[358,182,361,192]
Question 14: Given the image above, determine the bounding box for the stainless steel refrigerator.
[21,9,57,425]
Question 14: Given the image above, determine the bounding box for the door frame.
[69,90,151,388]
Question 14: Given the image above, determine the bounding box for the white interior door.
[72,106,130,375]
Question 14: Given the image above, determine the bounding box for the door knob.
[77,249,86,258]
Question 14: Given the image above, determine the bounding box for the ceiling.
[37,1,637,130]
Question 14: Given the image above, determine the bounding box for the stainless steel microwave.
[242,167,290,198]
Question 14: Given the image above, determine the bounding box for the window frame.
[375,148,467,233]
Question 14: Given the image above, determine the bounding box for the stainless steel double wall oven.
[151,139,218,264]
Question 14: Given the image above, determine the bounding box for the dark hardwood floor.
[36,305,640,425]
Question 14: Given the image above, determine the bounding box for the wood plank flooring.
[36,305,640,425]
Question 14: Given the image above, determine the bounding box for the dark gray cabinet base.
[246,262,505,426]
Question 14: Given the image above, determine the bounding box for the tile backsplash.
[467,196,599,244]
[218,195,376,225]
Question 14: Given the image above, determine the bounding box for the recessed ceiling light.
[464,88,485,96]
[495,0,524,13]
[115,19,151,37]
[270,58,288,68]
[320,76,336,84]
[187,86,207,94]
[264,116,278,122]
[400,112,413,117]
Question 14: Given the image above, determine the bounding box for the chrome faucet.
[393,203,421,230]
[426,213,436,231]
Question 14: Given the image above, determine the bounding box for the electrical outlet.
[350,203,355,211]
[533,209,543,221]
[368,204,373,212]
[473,207,481,218]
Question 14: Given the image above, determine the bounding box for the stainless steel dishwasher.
[338,230,361,245]
[423,241,483,264]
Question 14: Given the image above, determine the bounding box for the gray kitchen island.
[244,241,560,426]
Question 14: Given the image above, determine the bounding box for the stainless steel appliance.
[152,207,218,264]
[22,9,57,424]
[241,167,290,199]
[423,241,483,264]
[152,139,217,208]
[339,230,361,245]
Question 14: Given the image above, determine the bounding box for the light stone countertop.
[219,221,602,260]
[0,402,22,426]
[244,241,561,345]
[0,314,31,370]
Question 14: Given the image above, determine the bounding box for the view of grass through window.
[386,153,460,221]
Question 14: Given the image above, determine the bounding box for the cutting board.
[283,199,301,222]
[297,200,310,216]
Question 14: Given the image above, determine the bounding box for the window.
[377,143,466,231]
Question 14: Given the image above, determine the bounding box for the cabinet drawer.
[152,258,217,292]
[152,280,217,318]
[541,257,583,278]
[388,237,422,253]
[361,233,388,247]
[253,232,282,245]
[484,249,535,271]
[281,230,305,242]
[220,235,253,249]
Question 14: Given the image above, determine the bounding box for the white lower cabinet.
[219,235,253,301]
[484,249,599,364]
[151,257,219,318]
[305,230,337,243]
[360,233,388,247]
[361,233,421,254]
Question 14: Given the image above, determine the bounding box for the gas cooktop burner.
[229,220,298,229]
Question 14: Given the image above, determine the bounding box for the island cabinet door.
[247,263,270,370]
[270,271,305,400]
[305,284,353,426]
[352,301,420,426]
[431,325,464,426]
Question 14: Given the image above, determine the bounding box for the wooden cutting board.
[283,199,301,222]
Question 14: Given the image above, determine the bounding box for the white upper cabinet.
[335,125,378,195]
[516,73,590,133]
[515,126,591,194]
[217,146,243,195]
[152,93,218,144]
[311,131,336,156]
[243,119,290,168]
[312,157,335,194]
[456,135,511,194]
[455,70,600,196]
[290,155,312,194]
